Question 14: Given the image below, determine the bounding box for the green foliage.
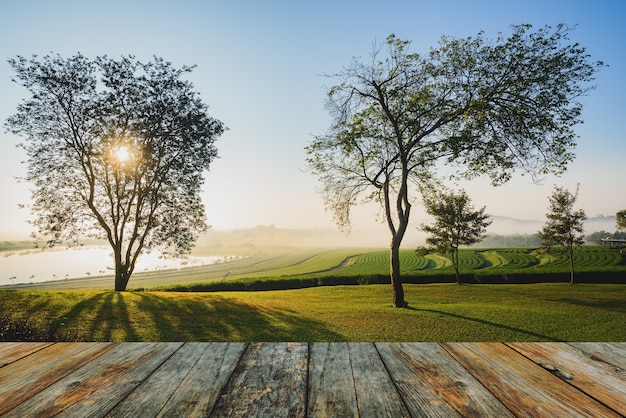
[421,189,491,282]
[306,24,603,304]
[539,185,587,247]
[538,184,587,283]
[6,54,225,291]
[586,230,626,245]
[616,210,626,230]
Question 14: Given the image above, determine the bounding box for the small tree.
[616,210,626,231]
[538,185,587,284]
[6,54,225,291]
[421,189,491,283]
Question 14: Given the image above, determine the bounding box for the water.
[0,245,221,286]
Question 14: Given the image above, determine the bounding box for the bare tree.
[6,54,225,290]
[307,25,603,307]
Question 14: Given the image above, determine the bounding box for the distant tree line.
[475,231,626,248]
[586,230,626,245]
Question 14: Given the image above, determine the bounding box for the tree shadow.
[476,285,626,314]
[17,291,344,342]
[406,306,561,341]
[132,293,344,341]
[59,292,142,341]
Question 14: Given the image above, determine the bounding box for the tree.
[538,185,587,284]
[586,230,626,245]
[616,210,626,230]
[420,189,491,283]
[6,54,225,291]
[306,24,603,307]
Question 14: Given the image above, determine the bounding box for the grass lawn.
[1,283,624,342]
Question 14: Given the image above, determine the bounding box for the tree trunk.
[453,249,461,284]
[569,245,575,284]
[113,246,131,291]
[114,265,131,291]
[382,168,410,308]
[390,239,407,308]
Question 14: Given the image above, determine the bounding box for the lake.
[0,246,221,286]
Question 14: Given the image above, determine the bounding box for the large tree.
[538,185,587,284]
[421,189,491,283]
[306,24,603,307]
[6,54,225,291]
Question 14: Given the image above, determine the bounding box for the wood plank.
[307,342,358,417]
[376,342,512,417]
[0,342,115,416]
[210,342,308,417]
[0,342,53,367]
[507,342,626,416]
[106,342,212,417]
[572,342,626,370]
[350,343,410,417]
[5,342,182,417]
[156,342,247,417]
[443,342,621,417]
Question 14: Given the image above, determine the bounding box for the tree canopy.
[306,24,603,306]
[616,210,626,231]
[538,185,587,284]
[6,54,225,290]
[421,189,491,283]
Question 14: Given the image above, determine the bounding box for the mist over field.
[1,215,618,255]
[191,215,619,253]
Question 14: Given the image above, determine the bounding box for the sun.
[115,146,131,162]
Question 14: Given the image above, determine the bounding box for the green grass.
[1,284,624,342]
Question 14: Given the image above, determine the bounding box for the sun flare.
[115,146,130,162]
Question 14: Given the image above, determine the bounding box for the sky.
[1,0,624,245]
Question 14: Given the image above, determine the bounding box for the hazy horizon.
[1,1,624,243]
[1,214,619,247]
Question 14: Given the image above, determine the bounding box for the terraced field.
[6,246,625,290]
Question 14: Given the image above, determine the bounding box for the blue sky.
[1,0,624,242]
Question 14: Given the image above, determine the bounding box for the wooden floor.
[0,342,625,417]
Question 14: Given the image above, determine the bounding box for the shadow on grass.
[407,307,561,341]
[132,293,344,341]
[476,284,626,314]
[33,292,344,342]
[58,292,142,341]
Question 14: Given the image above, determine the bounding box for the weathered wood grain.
[507,342,626,416]
[0,342,115,416]
[443,342,621,417]
[5,342,182,417]
[157,342,247,417]
[210,342,308,417]
[1,342,624,417]
[0,342,52,367]
[376,342,512,417]
[307,342,358,417]
[572,342,626,370]
[350,343,410,418]
[106,342,214,417]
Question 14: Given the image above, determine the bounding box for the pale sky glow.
[114,146,130,163]
[1,0,625,244]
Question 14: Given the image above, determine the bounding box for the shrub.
[0,313,81,342]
